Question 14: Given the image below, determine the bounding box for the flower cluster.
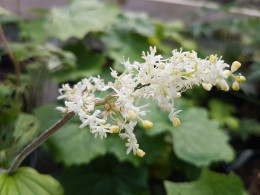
[57,46,246,157]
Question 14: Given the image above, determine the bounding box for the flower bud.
[202,83,212,91]
[110,125,120,133]
[108,82,114,86]
[232,81,240,91]
[142,120,153,130]
[127,110,136,121]
[217,79,229,91]
[209,55,217,64]
[172,117,181,127]
[174,92,181,98]
[160,63,165,69]
[136,149,145,157]
[236,75,246,83]
[231,61,241,73]
[223,70,231,76]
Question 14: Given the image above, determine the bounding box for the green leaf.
[0,167,63,195]
[142,100,234,167]
[117,12,155,37]
[165,169,246,195]
[60,154,149,195]
[102,29,150,72]
[172,108,234,167]
[52,41,104,82]
[13,113,40,149]
[208,99,240,130]
[47,0,118,40]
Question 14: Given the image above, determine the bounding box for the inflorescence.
[56,46,246,157]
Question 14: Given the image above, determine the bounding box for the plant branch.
[8,112,75,175]
[7,90,118,174]
[94,91,116,106]
[0,23,20,86]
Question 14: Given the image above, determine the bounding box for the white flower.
[57,46,245,157]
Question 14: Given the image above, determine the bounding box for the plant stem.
[8,112,75,175]
[94,91,116,106]
[0,23,20,86]
[7,91,117,174]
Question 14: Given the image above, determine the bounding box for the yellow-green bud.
[231,61,241,73]
[127,110,136,121]
[232,81,240,91]
[174,92,181,98]
[236,75,246,83]
[202,83,212,91]
[136,149,145,157]
[172,117,181,127]
[209,55,217,64]
[217,79,229,91]
[110,125,120,133]
[142,120,153,130]
[223,70,231,76]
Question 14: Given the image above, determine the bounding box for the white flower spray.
[57,47,246,157]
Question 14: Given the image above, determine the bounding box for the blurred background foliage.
[0,0,260,194]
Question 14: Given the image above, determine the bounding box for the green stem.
[7,91,118,174]
[8,112,75,175]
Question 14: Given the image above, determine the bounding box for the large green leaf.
[0,167,63,195]
[34,104,166,166]
[60,154,149,195]
[172,108,234,167]
[47,0,118,40]
[14,113,40,149]
[165,169,246,195]
[143,100,234,167]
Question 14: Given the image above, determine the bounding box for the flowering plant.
[56,46,246,157]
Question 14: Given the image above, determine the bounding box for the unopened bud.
[160,63,165,69]
[127,110,136,121]
[209,55,217,64]
[232,81,240,91]
[231,61,241,73]
[223,70,231,76]
[105,103,111,111]
[202,83,212,91]
[110,125,120,133]
[236,75,246,83]
[218,79,229,91]
[172,117,181,127]
[136,149,145,157]
[142,120,153,130]
[108,82,114,86]
[174,92,181,98]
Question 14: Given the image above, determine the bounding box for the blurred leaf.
[172,108,234,167]
[234,118,260,140]
[208,99,239,130]
[60,154,149,195]
[0,6,11,16]
[165,169,246,195]
[34,104,166,166]
[0,167,63,195]
[117,12,155,37]
[47,0,118,40]
[52,41,104,82]
[9,42,76,72]
[20,17,47,42]
[102,29,150,72]
[13,113,39,149]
